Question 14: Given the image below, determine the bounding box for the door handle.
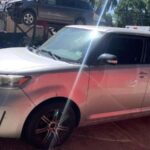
[139,72,148,79]
[139,72,148,75]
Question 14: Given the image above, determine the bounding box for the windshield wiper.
[28,46,39,52]
[38,49,61,60]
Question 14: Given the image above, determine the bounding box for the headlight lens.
[0,75,31,88]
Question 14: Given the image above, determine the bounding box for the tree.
[114,0,149,27]
[144,0,150,22]
[144,0,150,11]
[90,0,96,6]
[103,13,113,26]
[96,0,118,15]
[95,0,117,25]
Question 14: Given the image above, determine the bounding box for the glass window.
[106,35,144,64]
[39,27,103,62]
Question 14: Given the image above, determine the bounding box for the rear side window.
[105,35,144,64]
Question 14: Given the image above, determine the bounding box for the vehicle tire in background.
[22,11,36,26]
[23,102,76,149]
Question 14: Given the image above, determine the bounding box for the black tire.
[75,18,86,25]
[23,102,76,149]
[22,11,36,26]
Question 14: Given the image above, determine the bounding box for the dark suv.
[6,0,94,26]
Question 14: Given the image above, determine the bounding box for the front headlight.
[0,75,31,88]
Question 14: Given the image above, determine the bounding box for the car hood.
[0,47,81,74]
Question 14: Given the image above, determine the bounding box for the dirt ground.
[1,116,150,150]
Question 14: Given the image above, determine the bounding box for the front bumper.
[0,88,34,138]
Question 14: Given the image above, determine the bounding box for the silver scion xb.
[0,25,150,148]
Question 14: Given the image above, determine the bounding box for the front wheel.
[23,102,76,149]
[22,11,36,26]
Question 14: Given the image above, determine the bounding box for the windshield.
[39,27,103,63]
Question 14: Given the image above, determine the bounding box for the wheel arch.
[21,97,81,137]
[22,8,37,18]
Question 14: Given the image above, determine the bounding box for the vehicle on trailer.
[5,0,94,26]
[1,25,150,149]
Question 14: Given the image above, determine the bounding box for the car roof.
[67,25,150,37]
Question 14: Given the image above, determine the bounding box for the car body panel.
[0,47,89,137]
[38,4,93,24]
[0,88,35,138]
[38,4,71,24]
[23,69,89,123]
[87,65,149,121]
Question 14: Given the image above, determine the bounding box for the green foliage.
[103,13,113,26]
[114,0,150,27]
[96,0,117,26]
[96,0,118,13]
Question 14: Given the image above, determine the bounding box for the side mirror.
[97,53,118,65]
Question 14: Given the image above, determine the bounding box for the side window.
[106,35,144,64]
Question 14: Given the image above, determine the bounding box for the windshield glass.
[39,27,103,63]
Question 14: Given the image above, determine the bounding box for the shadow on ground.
[1,116,150,150]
